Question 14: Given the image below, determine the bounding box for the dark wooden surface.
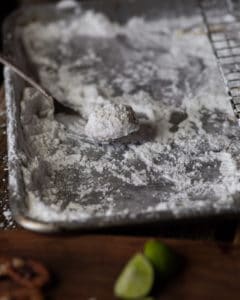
[0,231,240,299]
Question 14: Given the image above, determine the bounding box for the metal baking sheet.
[4,0,240,233]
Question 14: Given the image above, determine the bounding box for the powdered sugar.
[57,0,79,10]
[18,3,240,224]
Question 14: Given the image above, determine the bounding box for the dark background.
[0,0,57,81]
[0,1,18,80]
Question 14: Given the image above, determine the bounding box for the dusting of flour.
[19,3,240,224]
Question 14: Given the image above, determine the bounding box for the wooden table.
[1,231,240,299]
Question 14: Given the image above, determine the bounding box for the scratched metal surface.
[3,0,240,232]
[0,89,15,229]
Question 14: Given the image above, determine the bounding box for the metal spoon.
[0,53,76,115]
[0,53,140,145]
[0,54,55,102]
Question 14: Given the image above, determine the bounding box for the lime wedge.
[114,253,154,299]
[144,240,177,278]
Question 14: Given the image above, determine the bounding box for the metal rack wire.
[200,0,240,122]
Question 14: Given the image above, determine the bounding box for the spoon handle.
[0,53,54,102]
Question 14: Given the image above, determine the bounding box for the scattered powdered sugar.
[56,0,79,10]
[18,3,240,224]
[0,107,15,229]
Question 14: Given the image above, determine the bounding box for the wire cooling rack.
[200,0,240,122]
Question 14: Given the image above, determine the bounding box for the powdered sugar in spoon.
[0,53,140,144]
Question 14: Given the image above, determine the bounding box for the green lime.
[144,240,177,278]
[114,253,154,299]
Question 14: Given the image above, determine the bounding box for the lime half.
[144,240,177,278]
[114,253,154,299]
